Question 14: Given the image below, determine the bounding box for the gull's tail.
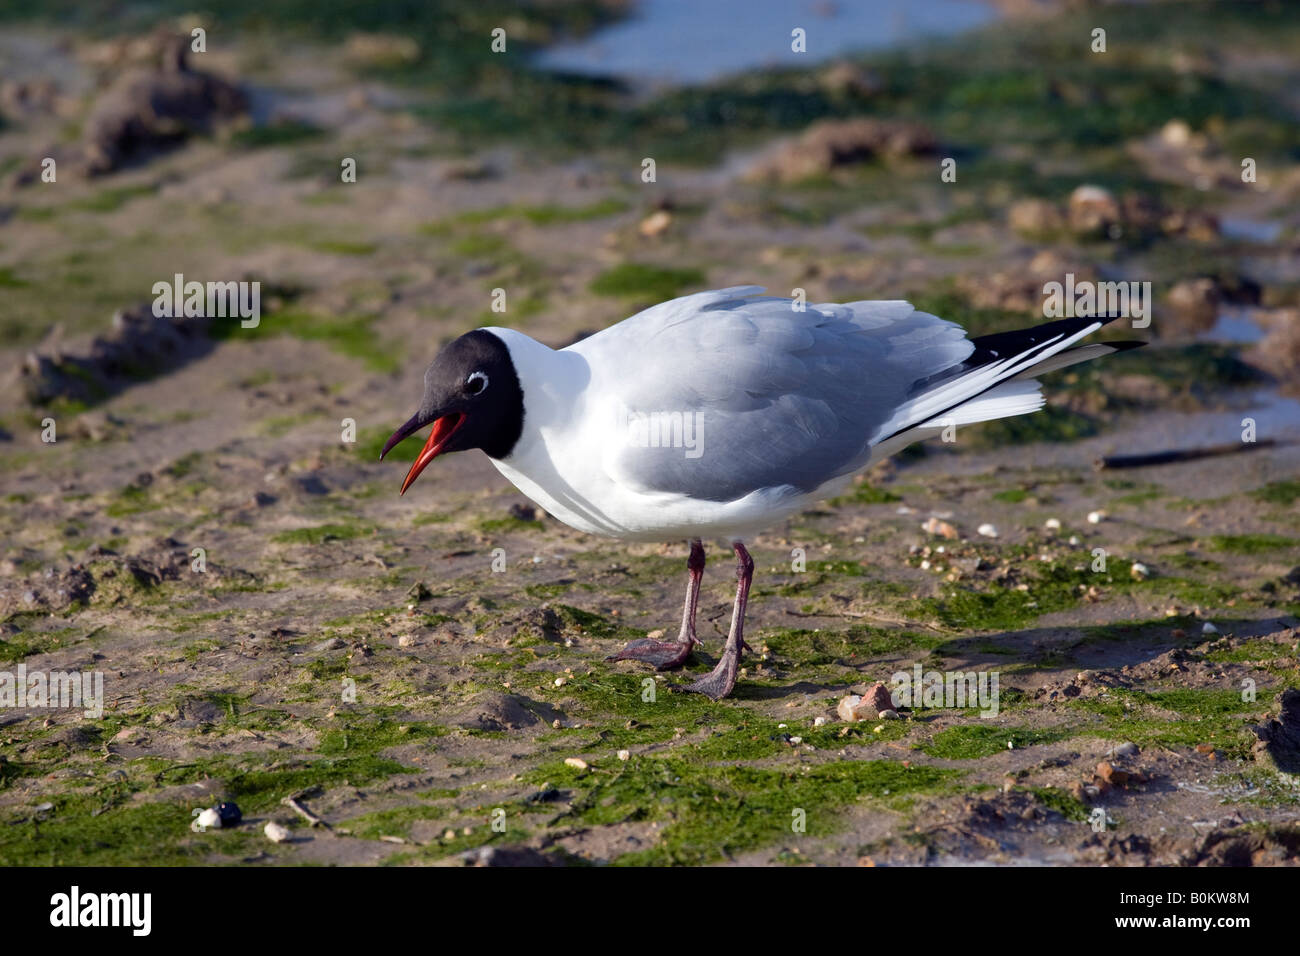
[871,314,1145,454]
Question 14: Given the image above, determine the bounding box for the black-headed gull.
[382,287,1141,699]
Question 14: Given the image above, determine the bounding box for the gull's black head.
[381,330,524,494]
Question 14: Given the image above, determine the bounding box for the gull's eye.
[465,371,489,395]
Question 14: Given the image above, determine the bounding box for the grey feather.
[573,287,973,502]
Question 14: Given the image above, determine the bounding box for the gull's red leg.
[685,541,753,700]
[607,539,704,670]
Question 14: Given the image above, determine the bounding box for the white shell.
[836,694,863,722]
[197,807,221,829]
[265,822,291,843]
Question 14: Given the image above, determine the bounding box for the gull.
[382,286,1141,699]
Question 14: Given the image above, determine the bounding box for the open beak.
[380,411,466,495]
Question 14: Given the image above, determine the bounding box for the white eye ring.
[466,371,489,394]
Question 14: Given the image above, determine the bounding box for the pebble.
[879,709,899,720]
[977,523,998,538]
[1068,535,1081,546]
[617,750,630,761]
[638,209,673,237]
[922,517,959,540]
[553,676,567,687]
[1130,562,1150,580]
[195,807,221,829]
[264,821,291,843]
[1096,761,1133,786]
[863,683,893,713]
[836,695,864,722]
[1110,741,1140,758]
[1044,518,1062,531]
[564,757,588,770]
[813,716,827,727]
[1087,510,1106,524]
[1202,622,1219,635]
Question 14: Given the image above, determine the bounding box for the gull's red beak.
[380,412,466,495]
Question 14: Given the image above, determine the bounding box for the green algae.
[589,263,706,301]
[272,523,376,545]
[922,725,1075,760]
[525,755,956,865]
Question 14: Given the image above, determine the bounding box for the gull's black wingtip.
[1103,339,1148,352]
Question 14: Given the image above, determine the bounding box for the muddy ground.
[1,2,1299,866]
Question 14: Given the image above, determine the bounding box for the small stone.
[789,736,803,745]
[879,709,899,720]
[977,523,998,538]
[862,682,893,714]
[264,821,291,843]
[813,716,827,727]
[398,634,417,647]
[617,749,630,761]
[1130,562,1150,580]
[1202,622,1219,635]
[1161,119,1192,146]
[1087,511,1106,524]
[564,757,588,770]
[1044,518,1062,531]
[553,676,566,687]
[1068,184,1121,236]
[922,517,959,540]
[837,694,863,722]
[1096,761,1126,786]
[638,209,673,237]
[196,807,221,829]
[1111,741,1140,758]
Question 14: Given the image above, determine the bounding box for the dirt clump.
[745,117,936,183]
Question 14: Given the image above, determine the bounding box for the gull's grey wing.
[575,287,974,502]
